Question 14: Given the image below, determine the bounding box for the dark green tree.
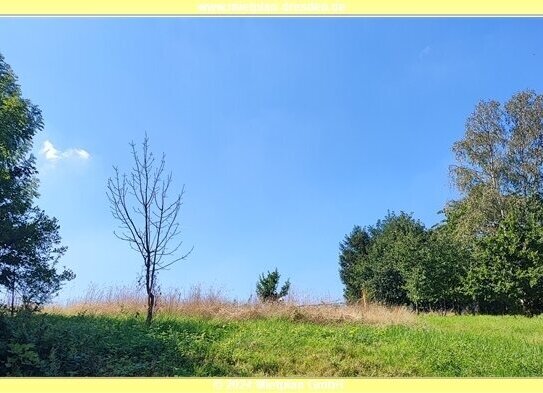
[339,211,470,312]
[465,197,543,315]
[256,268,290,302]
[338,226,371,302]
[339,212,428,307]
[364,212,426,306]
[404,225,468,313]
[0,53,73,313]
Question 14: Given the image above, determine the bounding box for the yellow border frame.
[0,0,542,15]
[1,378,543,392]
[2,1,543,392]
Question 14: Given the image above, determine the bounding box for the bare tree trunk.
[146,292,155,325]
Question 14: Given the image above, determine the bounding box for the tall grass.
[46,285,415,326]
[7,287,543,376]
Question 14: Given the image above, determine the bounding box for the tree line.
[339,90,543,315]
[2,50,543,319]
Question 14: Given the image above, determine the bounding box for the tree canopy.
[0,53,73,313]
[340,90,543,315]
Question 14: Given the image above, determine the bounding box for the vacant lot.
[2,302,543,377]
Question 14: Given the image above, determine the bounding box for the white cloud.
[419,45,431,59]
[70,148,91,160]
[41,140,91,162]
[42,140,59,160]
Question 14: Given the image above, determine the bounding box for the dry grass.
[46,285,415,326]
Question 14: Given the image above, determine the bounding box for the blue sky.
[1,18,542,302]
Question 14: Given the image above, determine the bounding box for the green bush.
[256,269,290,302]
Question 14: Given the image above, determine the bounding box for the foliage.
[338,212,461,310]
[446,90,543,315]
[0,53,73,313]
[340,90,543,316]
[403,226,468,312]
[362,212,426,306]
[450,90,543,237]
[2,311,543,377]
[338,226,371,302]
[256,269,290,302]
[465,197,543,315]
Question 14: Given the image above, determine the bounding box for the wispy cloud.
[41,140,91,163]
[419,45,431,59]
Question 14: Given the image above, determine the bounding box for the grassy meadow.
[2,288,543,377]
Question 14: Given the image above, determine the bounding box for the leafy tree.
[338,226,371,302]
[340,212,427,307]
[404,226,468,313]
[450,90,543,238]
[339,212,469,312]
[256,268,290,302]
[0,53,73,313]
[448,90,543,315]
[505,91,543,197]
[364,212,426,306]
[337,91,543,315]
[451,99,507,197]
[3,210,73,313]
[107,135,192,324]
[465,197,543,315]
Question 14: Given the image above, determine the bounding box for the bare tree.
[106,135,192,324]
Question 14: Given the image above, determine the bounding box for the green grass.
[2,312,543,376]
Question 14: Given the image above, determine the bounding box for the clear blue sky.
[1,18,542,302]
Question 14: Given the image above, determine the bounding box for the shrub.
[256,269,290,302]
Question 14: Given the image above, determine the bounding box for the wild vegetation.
[1,297,543,376]
[2,50,543,378]
[340,91,543,316]
[0,54,74,315]
[46,286,413,325]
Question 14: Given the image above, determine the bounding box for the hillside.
[2,303,543,377]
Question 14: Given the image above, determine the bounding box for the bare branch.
[106,135,191,324]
